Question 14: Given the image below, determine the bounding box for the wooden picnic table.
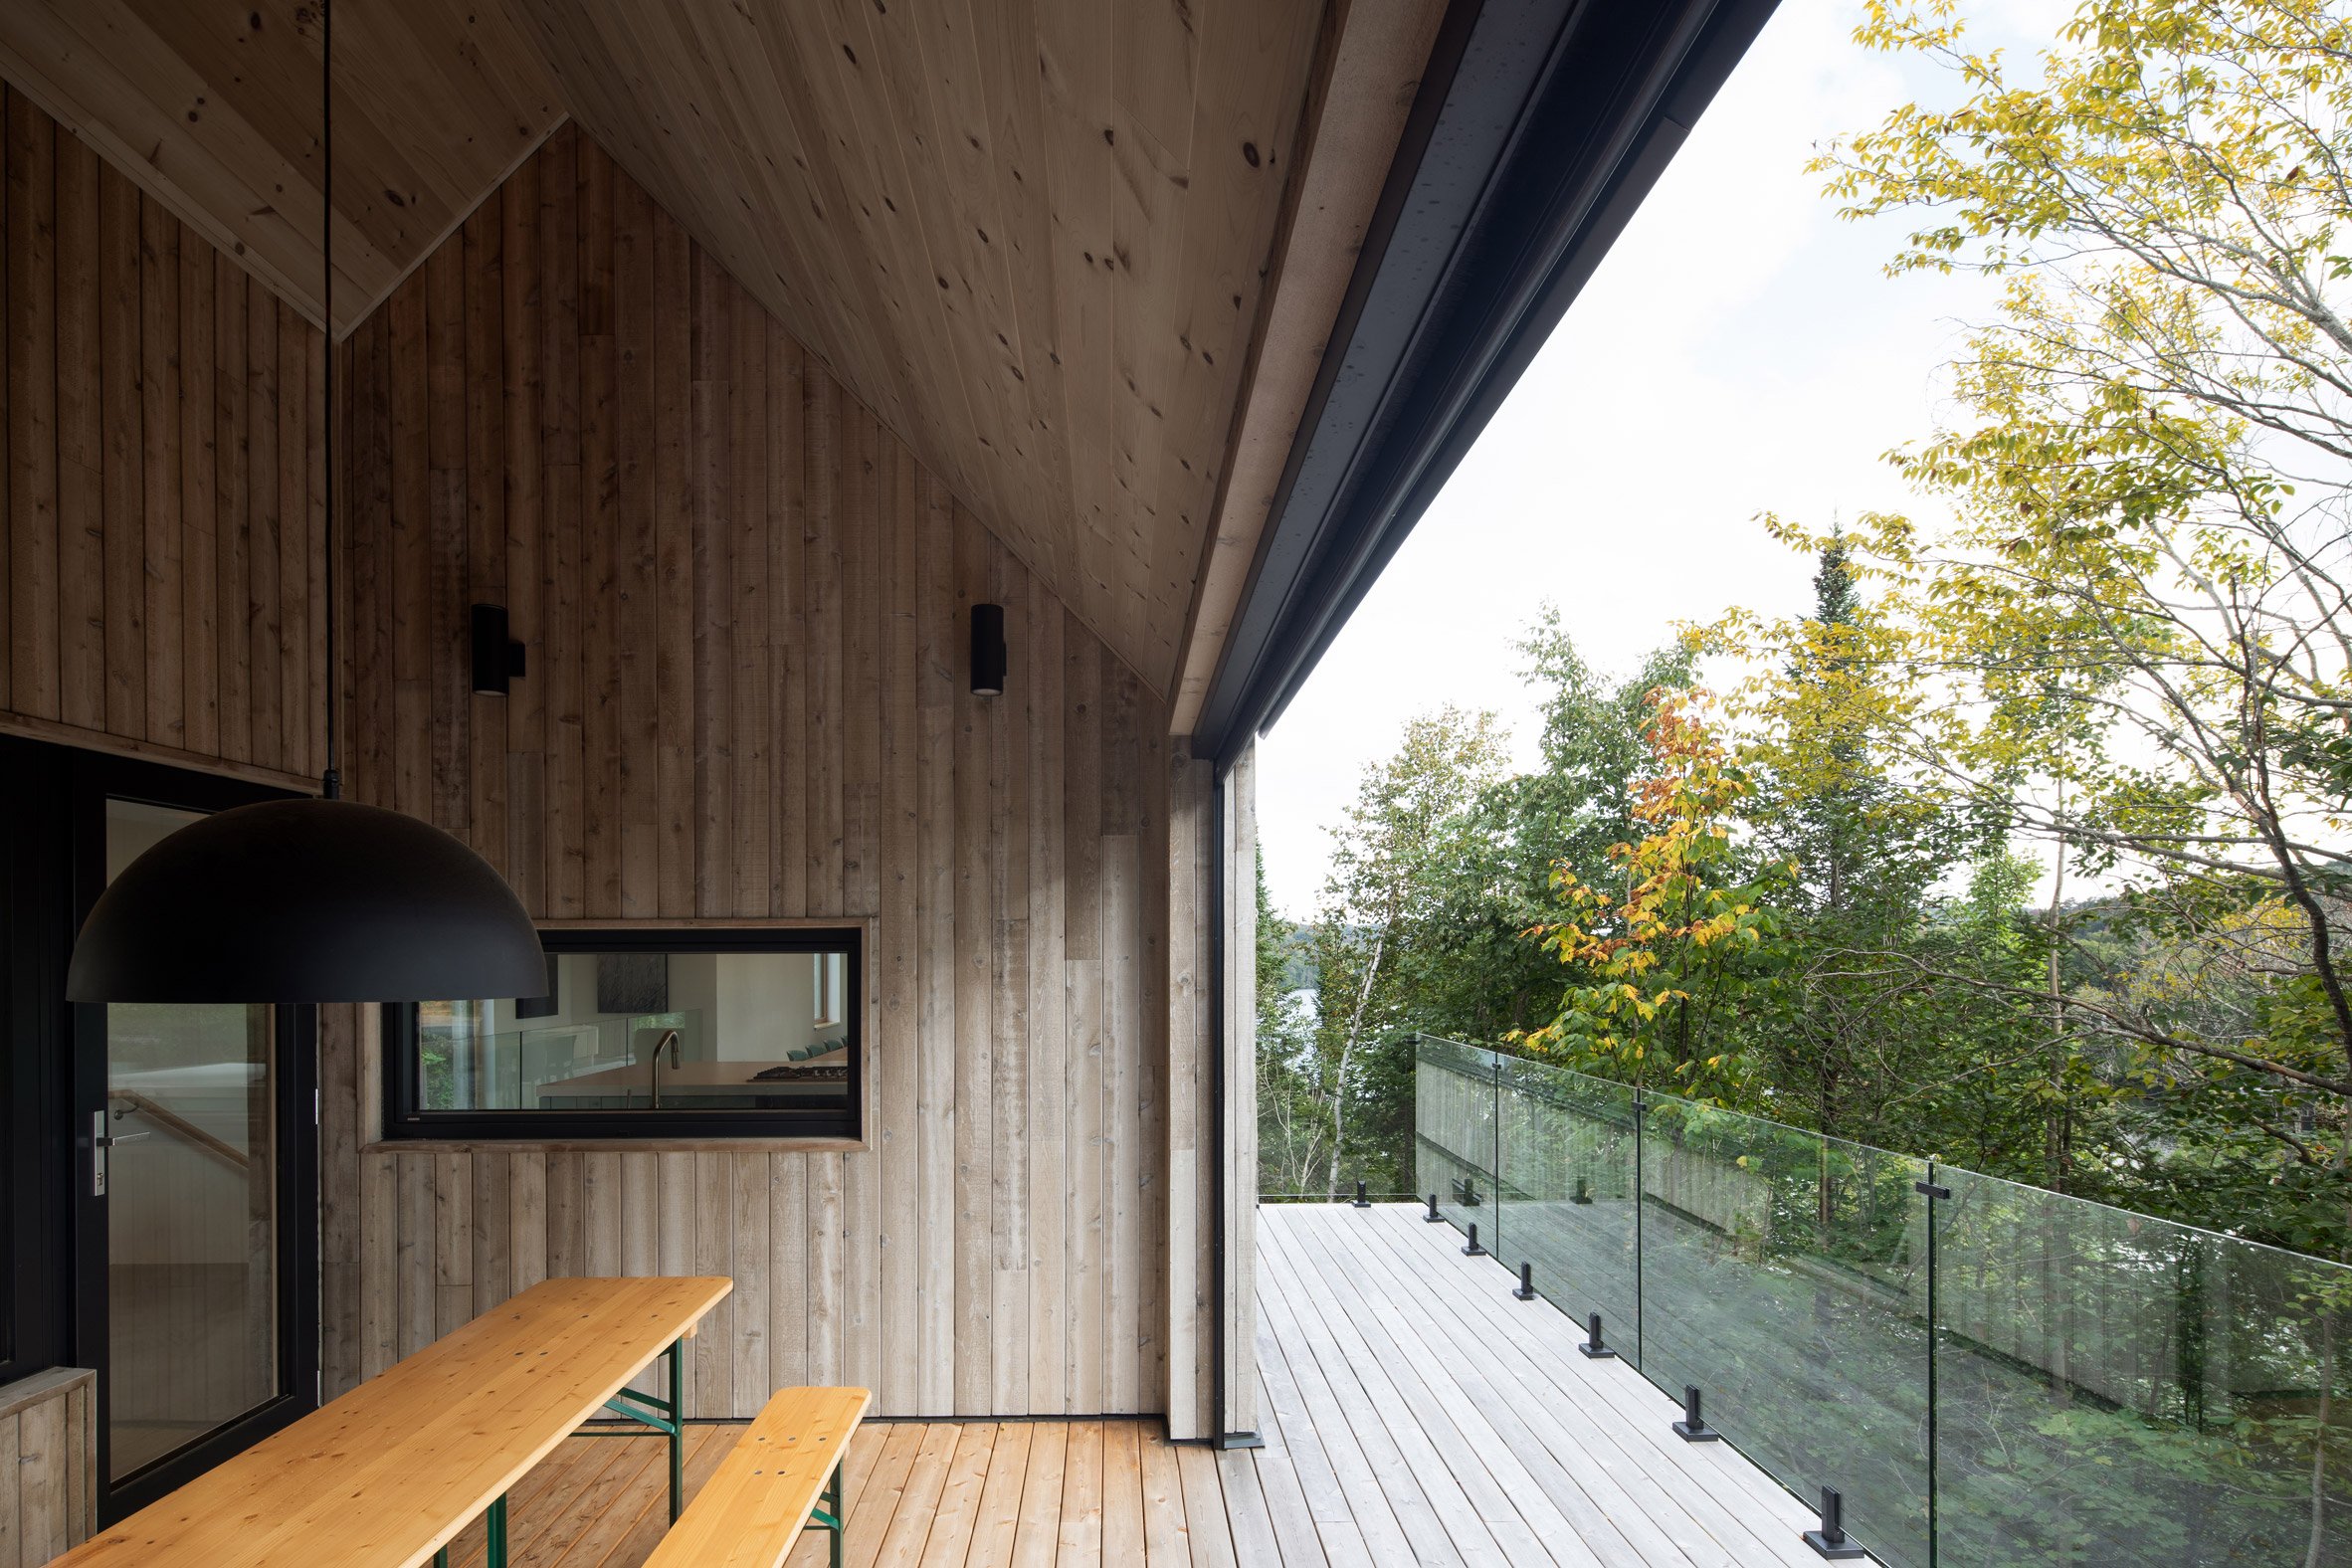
[57,1274,732,1568]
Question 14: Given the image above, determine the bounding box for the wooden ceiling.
[0,0,563,332]
[0,0,1341,698]
[505,0,1328,694]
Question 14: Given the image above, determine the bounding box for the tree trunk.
[1325,931,1386,1202]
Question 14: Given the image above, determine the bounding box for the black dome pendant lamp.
[66,0,546,1006]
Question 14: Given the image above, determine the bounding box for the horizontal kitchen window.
[381,929,860,1141]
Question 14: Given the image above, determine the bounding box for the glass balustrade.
[1412,1035,2352,1568]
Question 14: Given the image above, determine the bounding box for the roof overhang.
[1185,0,1781,765]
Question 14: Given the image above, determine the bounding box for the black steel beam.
[1195,0,1781,765]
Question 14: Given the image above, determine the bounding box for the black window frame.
[379,926,864,1142]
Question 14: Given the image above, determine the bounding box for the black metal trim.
[1194,0,1781,763]
[1206,764,1232,1442]
[379,925,865,1143]
[0,736,70,1386]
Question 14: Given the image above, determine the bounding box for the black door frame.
[0,737,71,1390]
[61,747,319,1523]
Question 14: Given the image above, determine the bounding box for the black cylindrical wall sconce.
[471,603,526,695]
[970,603,1006,695]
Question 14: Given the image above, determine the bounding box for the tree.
[1809,0,2352,1249]
[1387,613,1699,1045]
[1518,689,1792,1105]
[1255,848,1329,1197]
[1306,706,1508,1197]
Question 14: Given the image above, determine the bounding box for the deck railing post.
[1805,1485,1865,1559]
[1671,1384,1717,1443]
[1462,1222,1487,1258]
[1490,1055,1503,1265]
[1425,1192,1444,1223]
[1351,1179,1371,1209]
[1633,1092,1645,1372]
[1915,1162,1953,1568]
[1579,1312,1617,1360]
[1514,1261,1536,1299]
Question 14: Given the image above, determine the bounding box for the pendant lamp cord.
[320,0,340,802]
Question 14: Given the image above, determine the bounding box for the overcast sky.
[1256,0,2069,920]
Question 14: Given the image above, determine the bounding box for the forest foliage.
[1259,0,2352,1274]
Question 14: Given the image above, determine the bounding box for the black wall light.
[471,603,527,695]
[970,603,1006,696]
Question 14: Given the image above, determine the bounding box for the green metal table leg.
[666,1338,684,1523]
[487,1493,508,1568]
[434,1552,449,1568]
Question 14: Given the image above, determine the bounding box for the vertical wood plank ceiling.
[501,0,1327,696]
[0,0,1333,699]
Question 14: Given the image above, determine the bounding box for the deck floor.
[438,1204,1821,1567]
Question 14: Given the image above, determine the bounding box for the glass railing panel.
[1639,1093,1930,1566]
[1495,1055,1640,1359]
[1933,1167,2351,1566]
[1413,1036,1498,1238]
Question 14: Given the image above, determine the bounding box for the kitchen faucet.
[646,1028,681,1108]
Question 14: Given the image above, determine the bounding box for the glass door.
[98,802,280,1478]
[69,759,315,1520]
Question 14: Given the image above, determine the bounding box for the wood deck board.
[1258,1204,1827,1568]
[254,1207,1824,1567]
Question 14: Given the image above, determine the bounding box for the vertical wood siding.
[322,125,1182,1421]
[0,86,324,786]
[0,1369,96,1565]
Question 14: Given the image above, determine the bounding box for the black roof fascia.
[1194,0,1780,767]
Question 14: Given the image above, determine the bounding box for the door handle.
[90,1111,151,1195]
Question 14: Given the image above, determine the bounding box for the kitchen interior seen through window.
[402,938,856,1122]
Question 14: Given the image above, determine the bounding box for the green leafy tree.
[1808,0,2352,1255]
[1306,706,1509,1197]
[1519,689,1793,1104]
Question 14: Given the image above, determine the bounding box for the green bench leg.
[804,1459,846,1568]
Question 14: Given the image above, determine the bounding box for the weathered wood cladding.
[0,86,326,788]
[0,1368,96,1566]
[321,125,1188,1422]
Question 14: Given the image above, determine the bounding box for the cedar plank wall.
[0,1369,97,1566]
[323,124,1182,1422]
[0,86,325,787]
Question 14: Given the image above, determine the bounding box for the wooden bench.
[644,1386,871,1568]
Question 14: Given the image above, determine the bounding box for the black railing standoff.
[1424,1193,1445,1223]
[1672,1385,1716,1443]
[1514,1262,1537,1300]
[1351,1180,1371,1209]
[1462,1223,1487,1258]
[1579,1312,1616,1360]
[1805,1487,1864,1560]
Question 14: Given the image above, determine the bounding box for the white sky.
[1257,0,2070,920]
